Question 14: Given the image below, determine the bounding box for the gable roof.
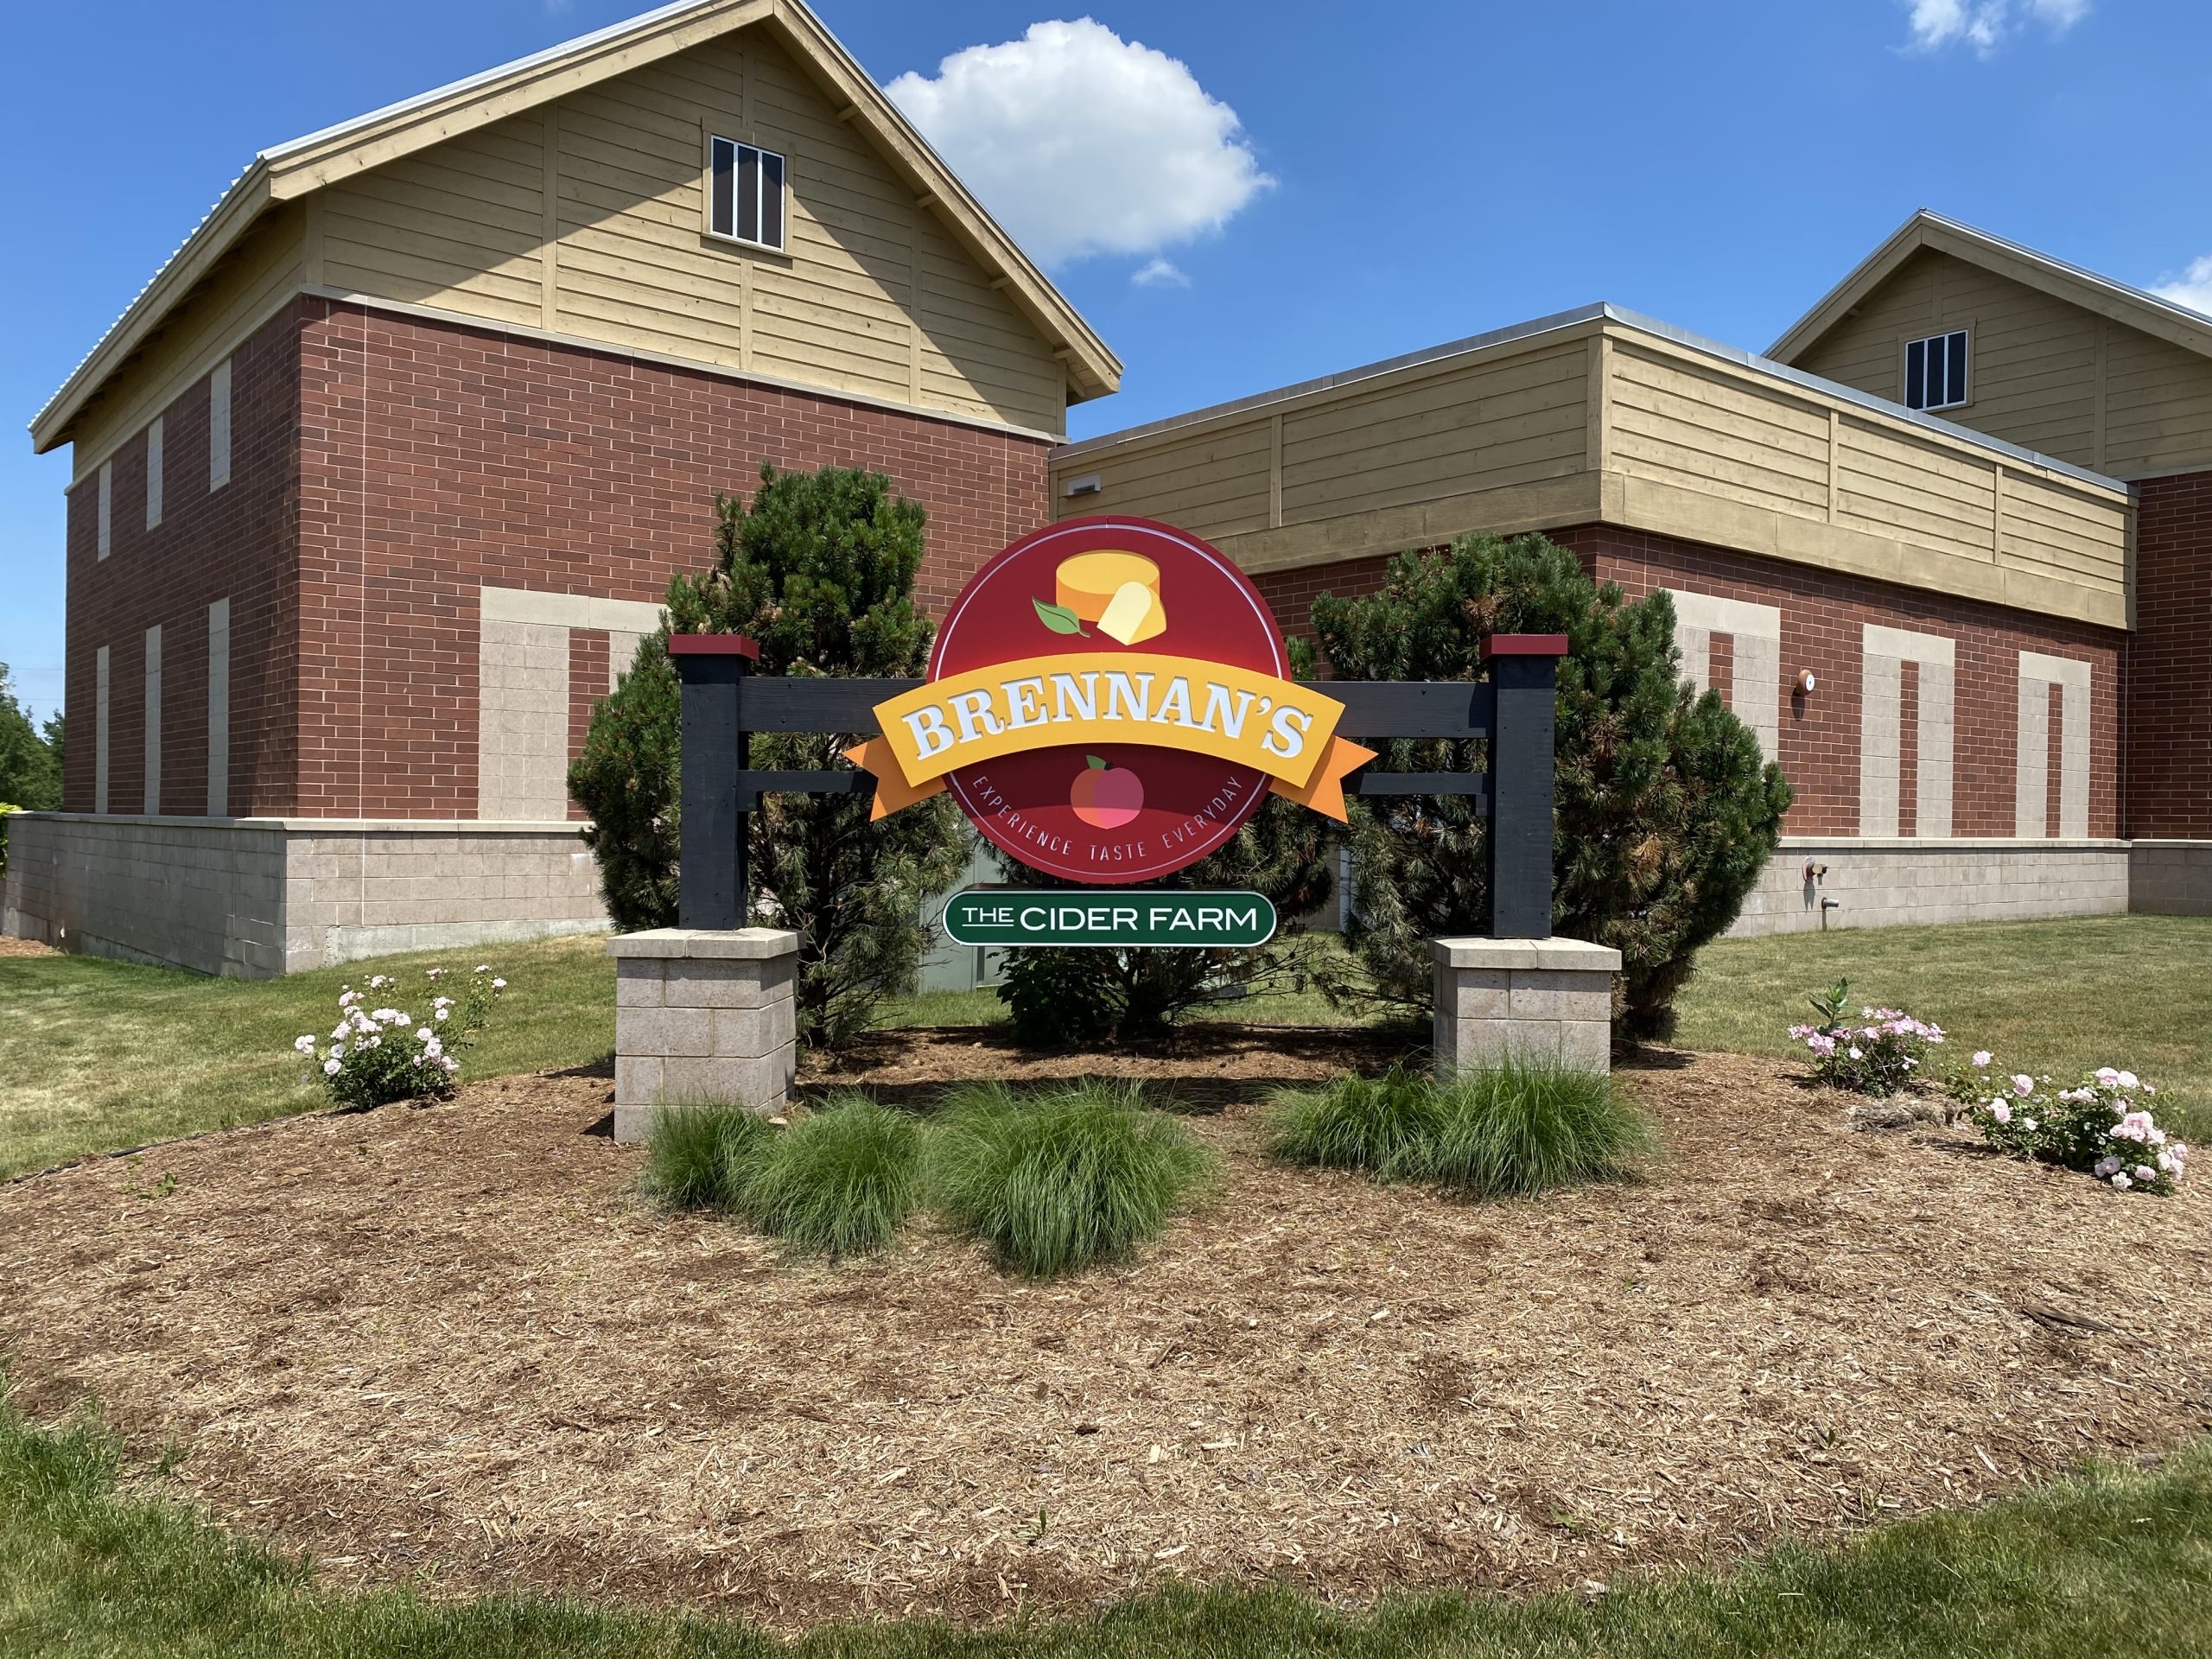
[1770,208,2212,368]
[31,0,1120,453]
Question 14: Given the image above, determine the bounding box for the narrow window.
[1903,329,1969,412]
[143,625,162,815]
[209,359,232,488]
[146,416,164,528]
[207,599,230,817]
[709,136,787,251]
[95,645,111,814]
[97,461,112,558]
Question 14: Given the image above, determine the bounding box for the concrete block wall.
[1431,937,1620,1074]
[3,814,612,977]
[608,929,800,1140]
[1729,838,2130,937]
[2128,842,2212,918]
[285,824,613,969]
[3,814,289,976]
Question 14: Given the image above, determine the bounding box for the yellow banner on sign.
[841,652,1376,823]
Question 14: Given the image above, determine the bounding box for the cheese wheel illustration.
[1097,579,1166,645]
[1054,550,1160,621]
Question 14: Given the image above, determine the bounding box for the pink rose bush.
[1957,1058,2187,1196]
[295,965,506,1109]
[1788,978,1943,1096]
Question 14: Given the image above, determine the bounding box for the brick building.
[1057,224,2212,936]
[9,5,2209,972]
[9,0,1116,974]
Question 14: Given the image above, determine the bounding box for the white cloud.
[1904,0,2089,54]
[2153,255,2212,318]
[885,18,1273,267]
[1131,257,1190,289]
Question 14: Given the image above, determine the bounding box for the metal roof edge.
[1058,299,2131,496]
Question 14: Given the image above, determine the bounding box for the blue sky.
[4,0,2209,725]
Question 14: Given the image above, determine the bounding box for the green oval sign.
[940,889,1278,949]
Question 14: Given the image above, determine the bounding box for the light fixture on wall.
[1795,670,1817,695]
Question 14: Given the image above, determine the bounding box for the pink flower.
[2118,1070,2140,1090]
[1971,1052,1992,1068]
[323,1058,341,1076]
[2096,1067,2120,1086]
[1991,1103,2012,1124]
[2011,1074,2035,1097]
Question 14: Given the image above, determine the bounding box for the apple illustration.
[1070,755,1143,829]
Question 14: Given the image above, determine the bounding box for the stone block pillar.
[1430,936,1621,1077]
[607,927,799,1141]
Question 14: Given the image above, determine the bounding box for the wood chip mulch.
[3,1039,2209,1633]
[0,935,59,958]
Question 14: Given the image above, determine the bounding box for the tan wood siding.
[1279,343,1588,521]
[73,205,307,478]
[1055,315,2131,627]
[1608,340,1829,517]
[321,115,547,327]
[1835,420,1996,558]
[2104,325,2212,475]
[916,218,1063,432]
[298,27,1061,434]
[1793,246,2212,477]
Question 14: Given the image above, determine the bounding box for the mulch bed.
[3,1034,2209,1632]
[0,936,58,959]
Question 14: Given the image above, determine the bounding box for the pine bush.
[569,464,969,1048]
[1311,532,1791,1041]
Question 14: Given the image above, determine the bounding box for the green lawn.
[8,913,2212,1653]
[1672,914,2212,1141]
[6,1395,2210,1659]
[0,935,619,1179]
[8,914,2209,1179]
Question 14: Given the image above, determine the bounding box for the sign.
[941,889,1278,949]
[845,517,1375,884]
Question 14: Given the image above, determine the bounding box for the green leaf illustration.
[1086,754,1109,770]
[1033,597,1090,636]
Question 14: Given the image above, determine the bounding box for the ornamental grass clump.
[1268,1061,1649,1198]
[1263,1065,1446,1182]
[1421,1058,1651,1198]
[640,1101,772,1210]
[293,966,505,1110]
[929,1081,1214,1276]
[1955,1055,2190,1196]
[1787,978,1944,1096]
[738,1094,923,1257]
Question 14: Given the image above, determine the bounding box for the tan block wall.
[3,815,289,976]
[2,815,611,977]
[1729,839,2129,937]
[2127,842,2212,918]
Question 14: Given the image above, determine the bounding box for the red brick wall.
[62,307,302,815]
[282,299,1051,819]
[2123,470,2212,837]
[1253,525,2123,838]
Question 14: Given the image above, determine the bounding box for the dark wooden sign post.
[668,631,1567,939]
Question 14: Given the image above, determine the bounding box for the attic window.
[710,137,785,251]
[1904,329,1969,413]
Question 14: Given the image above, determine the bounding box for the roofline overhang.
[1057,300,2131,499]
[31,0,1117,453]
[1769,208,2212,369]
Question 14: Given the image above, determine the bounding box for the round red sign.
[928,516,1290,884]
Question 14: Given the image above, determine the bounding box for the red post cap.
[1482,632,1568,660]
[668,634,762,659]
